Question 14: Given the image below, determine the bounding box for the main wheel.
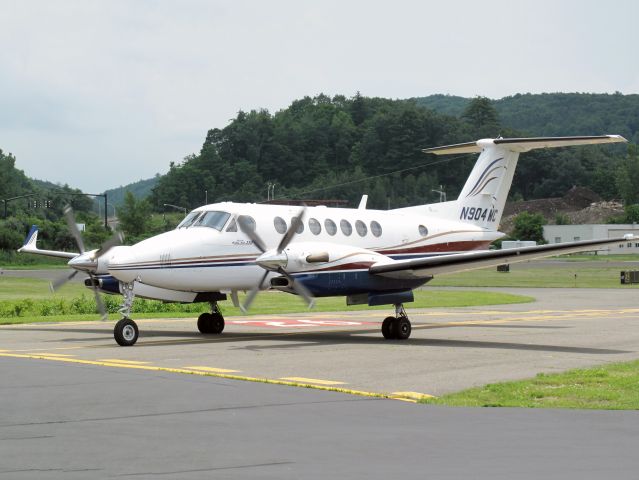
[197,313,213,334]
[198,312,225,334]
[114,318,139,346]
[209,312,225,334]
[394,316,411,340]
[382,316,396,339]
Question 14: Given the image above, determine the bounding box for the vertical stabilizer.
[394,135,627,230]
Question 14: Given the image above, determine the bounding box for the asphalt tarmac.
[1,356,638,479]
[2,288,639,396]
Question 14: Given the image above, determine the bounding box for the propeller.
[238,208,315,312]
[50,205,124,320]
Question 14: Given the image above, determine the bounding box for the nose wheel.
[114,318,139,346]
[381,304,412,340]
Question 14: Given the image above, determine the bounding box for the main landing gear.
[381,303,412,340]
[197,302,225,335]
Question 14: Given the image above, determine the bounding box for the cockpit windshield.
[176,211,202,229]
[192,211,231,231]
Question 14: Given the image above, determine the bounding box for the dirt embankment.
[501,186,625,234]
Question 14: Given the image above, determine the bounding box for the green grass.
[556,253,639,262]
[430,265,637,288]
[421,360,639,410]
[0,277,532,324]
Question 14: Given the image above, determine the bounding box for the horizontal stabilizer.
[423,135,627,155]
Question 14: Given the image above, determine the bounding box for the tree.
[461,96,501,138]
[117,191,152,238]
[615,144,639,204]
[511,212,546,243]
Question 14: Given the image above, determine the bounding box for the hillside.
[100,176,159,207]
[414,93,639,143]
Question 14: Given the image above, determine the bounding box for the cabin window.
[238,215,256,232]
[293,217,304,234]
[309,218,321,235]
[418,225,428,237]
[274,216,287,234]
[340,219,352,236]
[325,219,337,236]
[370,221,382,237]
[193,211,231,231]
[177,211,202,229]
[355,220,367,237]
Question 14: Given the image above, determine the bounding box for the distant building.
[543,224,639,255]
[501,240,536,249]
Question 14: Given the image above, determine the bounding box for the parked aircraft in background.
[19,135,629,346]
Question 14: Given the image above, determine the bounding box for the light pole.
[432,185,447,203]
[163,203,187,215]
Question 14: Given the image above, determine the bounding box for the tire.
[114,318,139,346]
[197,313,213,334]
[394,316,411,340]
[210,312,225,334]
[382,316,396,339]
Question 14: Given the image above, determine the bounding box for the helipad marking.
[97,359,151,365]
[183,366,240,373]
[279,377,346,386]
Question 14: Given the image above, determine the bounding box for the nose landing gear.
[114,281,138,346]
[381,303,412,340]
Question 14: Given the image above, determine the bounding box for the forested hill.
[414,93,639,143]
[150,92,638,211]
[101,177,159,207]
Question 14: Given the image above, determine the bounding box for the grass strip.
[0,289,532,324]
[421,359,639,410]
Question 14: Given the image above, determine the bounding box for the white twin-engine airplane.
[19,135,630,346]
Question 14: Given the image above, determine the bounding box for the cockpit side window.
[177,211,202,229]
[225,217,238,232]
[193,211,231,231]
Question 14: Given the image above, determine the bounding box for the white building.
[543,224,639,255]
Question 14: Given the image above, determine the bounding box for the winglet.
[21,225,39,248]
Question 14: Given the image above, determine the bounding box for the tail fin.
[398,135,626,229]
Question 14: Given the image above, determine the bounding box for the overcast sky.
[1,0,638,192]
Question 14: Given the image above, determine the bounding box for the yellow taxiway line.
[0,352,432,402]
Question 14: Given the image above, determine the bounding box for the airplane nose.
[107,248,139,283]
[68,252,98,272]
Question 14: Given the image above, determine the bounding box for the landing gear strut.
[114,281,139,346]
[381,303,411,340]
[197,302,225,334]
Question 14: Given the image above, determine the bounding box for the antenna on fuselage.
[358,195,368,210]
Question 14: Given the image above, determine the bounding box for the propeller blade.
[93,231,124,259]
[241,270,269,313]
[277,207,306,254]
[88,274,108,321]
[277,267,315,308]
[50,270,79,292]
[64,205,85,254]
[237,215,267,253]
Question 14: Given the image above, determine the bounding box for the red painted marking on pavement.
[228,319,376,328]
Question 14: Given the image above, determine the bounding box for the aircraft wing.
[369,236,632,280]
